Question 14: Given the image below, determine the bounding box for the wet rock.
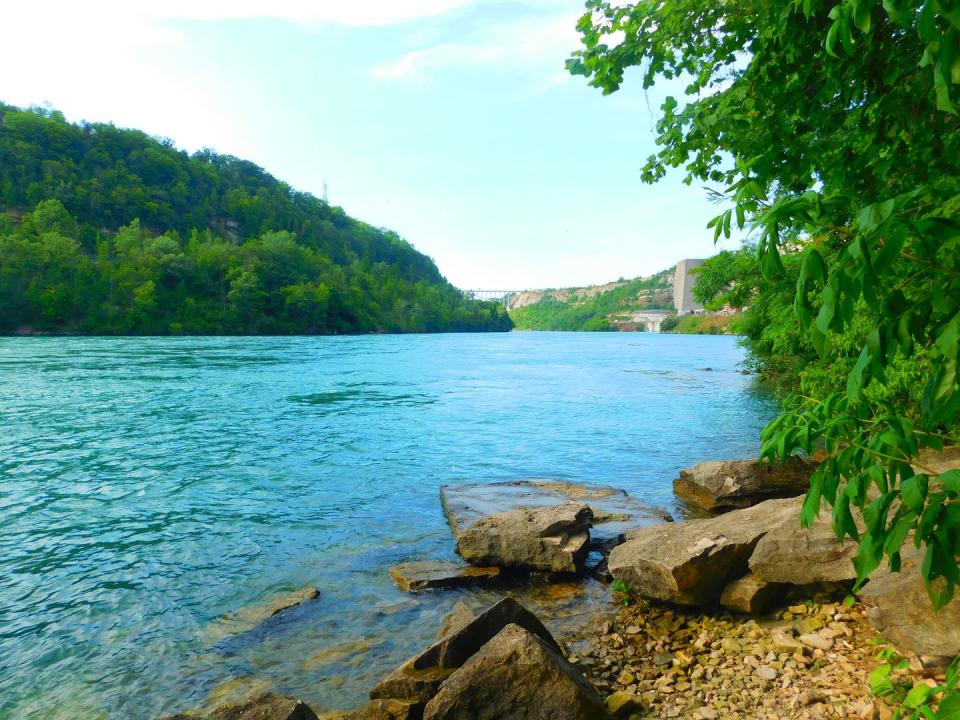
[860,545,960,657]
[390,562,500,593]
[162,694,319,720]
[370,597,559,702]
[348,699,422,720]
[456,502,593,574]
[436,602,476,640]
[608,498,798,605]
[204,588,321,641]
[440,480,671,549]
[673,458,815,512]
[719,573,786,615]
[422,624,610,720]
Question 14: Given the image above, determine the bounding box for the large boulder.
[422,624,610,720]
[455,502,593,574]
[390,562,500,593]
[860,545,960,657]
[608,498,799,605]
[748,505,858,585]
[436,602,476,640]
[369,597,559,703]
[673,458,815,512]
[161,694,319,720]
[441,480,671,549]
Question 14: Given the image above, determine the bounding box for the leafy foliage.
[0,104,511,335]
[571,0,960,706]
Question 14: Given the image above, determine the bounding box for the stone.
[421,624,610,720]
[440,480,672,548]
[748,503,860,585]
[719,574,787,615]
[370,597,559,702]
[455,501,594,574]
[756,665,777,681]
[204,588,321,641]
[161,694,320,720]
[797,633,833,651]
[436,602,476,640]
[608,498,799,605]
[771,630,804,654]
[860,545,960,657]
[606,690,644,717]
[673,458,816,512]
[389,562,500,593]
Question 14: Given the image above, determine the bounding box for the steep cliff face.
[507,270,675,331]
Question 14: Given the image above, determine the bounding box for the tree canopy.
[571,1,960,713]
[0,104,511,335]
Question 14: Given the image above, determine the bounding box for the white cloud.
[371,13,581,83]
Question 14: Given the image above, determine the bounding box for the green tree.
[571,1,960,714]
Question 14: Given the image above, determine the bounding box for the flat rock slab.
[441,480,671,547]
[390,562,501,593]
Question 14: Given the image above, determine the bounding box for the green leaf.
[940,470,960,494]
[901,474,929,515]
[847,345,872,401]
[935,692,960,720]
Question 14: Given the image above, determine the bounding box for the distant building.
[673,259,705,315]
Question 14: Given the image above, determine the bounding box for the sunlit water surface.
[0,333,776,719]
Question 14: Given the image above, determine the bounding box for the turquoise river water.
[0,333,776,719]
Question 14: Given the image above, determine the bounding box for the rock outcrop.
[860,546,960,657]
[389,562,500,593]
[422,624,610,720]
[455,502,594,574]
[608,499,798,605]
[673,458,815,512]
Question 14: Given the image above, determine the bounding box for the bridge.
[617,310,673,332]
[465,290,523,306]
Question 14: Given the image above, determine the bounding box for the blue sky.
[0,1,742,289]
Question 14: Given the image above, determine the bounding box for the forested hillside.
[508,270,672,330]
[0,104,511,335]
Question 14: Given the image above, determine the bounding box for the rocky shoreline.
[159,456,959,720]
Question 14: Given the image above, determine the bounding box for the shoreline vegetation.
[0,103,511,336]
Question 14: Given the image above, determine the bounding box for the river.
[0,333,776,719]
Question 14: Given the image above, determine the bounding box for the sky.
[0,0,744,290]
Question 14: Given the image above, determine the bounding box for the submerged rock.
[441,480,671,549]
[456,502,593,574]
[389,562,500,593]
[204,587,321,641]
[422,624,610,720]
[673,457,815,512]
[160,693,319,720]
[608,498,798,605]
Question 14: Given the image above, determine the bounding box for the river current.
[0,333,776,719]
